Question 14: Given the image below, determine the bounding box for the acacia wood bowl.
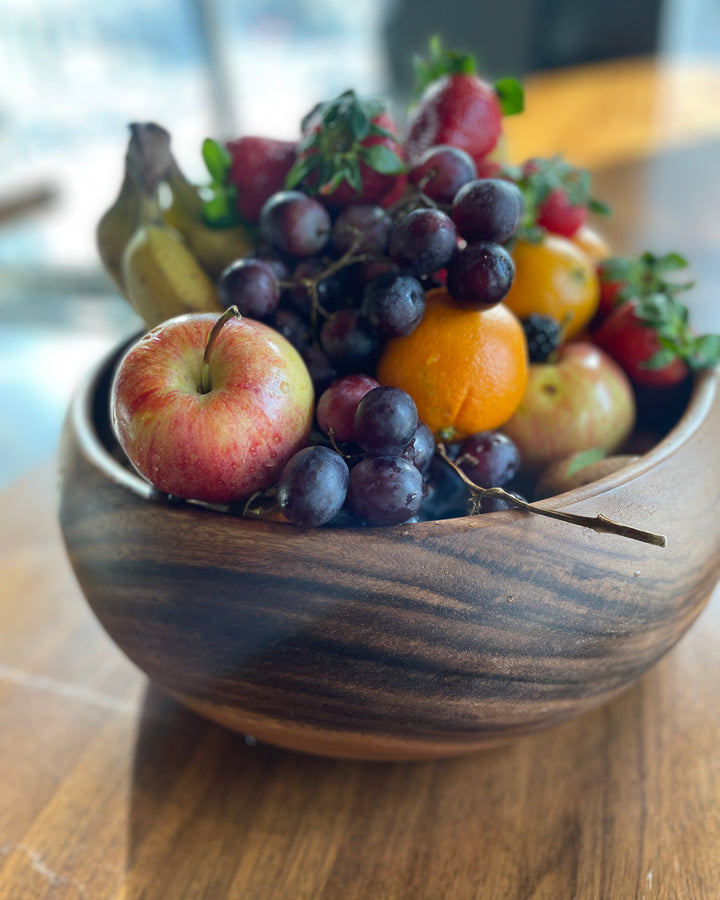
[58,342,720,760]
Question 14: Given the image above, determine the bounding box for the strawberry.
[226,136,297,222]
[592,291,720,388]
[199,135,297,225]
[595,251,693,322]
[405,37,523,173]
[504,156,610,240]
[285,90,405,208]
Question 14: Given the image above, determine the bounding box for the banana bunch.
[96,123,255,329]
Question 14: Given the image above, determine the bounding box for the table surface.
[2,56,720,900]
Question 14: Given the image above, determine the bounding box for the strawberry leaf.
[688,333,720,369]
[413,35,476,95]
[358,144,406,175]
[495,78,524,116]
[285,153,322,189]
[348,101,371,141]
[589,198,612,216]
[644,345,680,371]
[652,251,688,271]
[504,155,608,239]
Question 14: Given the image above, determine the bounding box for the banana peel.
[97,122,256,324]
[163,162,255,278]
[122,222,221,328]
[96,123,174,292]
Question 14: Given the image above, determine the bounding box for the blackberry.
[522,314,562,362]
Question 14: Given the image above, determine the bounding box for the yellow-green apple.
[110,309,314,503]
[502,342,636,473]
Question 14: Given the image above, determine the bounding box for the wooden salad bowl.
[58,342,720,760]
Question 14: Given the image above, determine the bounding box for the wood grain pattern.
[57,346,720,760]
[1,465,720,899]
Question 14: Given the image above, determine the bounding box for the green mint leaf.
[358,144,406,175]
[202,138,232,184]
[495,77,524,116]
[202,190,237,227]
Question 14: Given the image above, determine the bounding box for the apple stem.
[436,443,667,547]
[198,306,240,394]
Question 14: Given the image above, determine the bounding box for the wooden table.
[2,56,719,899]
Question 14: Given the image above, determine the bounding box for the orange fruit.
[572,224,611,262]
[376,287,528,441]
[503,234,600,340]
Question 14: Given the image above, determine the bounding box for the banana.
[164,161,255,278]
[121,192,221,328]
[96,123,174,292]
[96,156,143,291]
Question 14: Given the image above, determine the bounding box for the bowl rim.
[68,339,719,529]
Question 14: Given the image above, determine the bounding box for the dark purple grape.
[277,445,349,527]
[362,273,426,337]
[356,257,400,285]
[420,455,469,520]
[457,431,521,488]
[408,145,477,204]
[451,178,524,244]
[249,250,290,282]
[331,205,392,256]
[388,208,458,275]
[446,241,514,308]
[353,386,418,456]
[271,307,311,350]
[218,258,279,318]
[401,421,435,474]
[301,345,337,394]
[259,190,331,258]
[347,456,424,526]
[316,373,379,443]
[319,308,379,370]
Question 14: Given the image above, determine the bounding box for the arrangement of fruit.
[98,40,720,537]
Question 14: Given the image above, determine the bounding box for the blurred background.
[1,0,719,489]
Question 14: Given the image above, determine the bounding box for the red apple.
[502,342,636,474]
[111,310,314,503]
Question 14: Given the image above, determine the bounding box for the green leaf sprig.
[199,138,240,227]
[503,154,610,243]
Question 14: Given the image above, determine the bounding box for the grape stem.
[278,233,377,335]
[436,443,667,547]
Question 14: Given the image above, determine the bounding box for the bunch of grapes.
[218,146,526,526]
